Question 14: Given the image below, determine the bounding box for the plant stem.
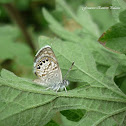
[3,3,36,54]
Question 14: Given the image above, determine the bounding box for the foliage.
[0,26,33,66]
[0,0,126,126]
[99,10,126,54]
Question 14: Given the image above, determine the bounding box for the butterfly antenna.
[63,61,74,80]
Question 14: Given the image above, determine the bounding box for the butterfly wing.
[34,45,63,87]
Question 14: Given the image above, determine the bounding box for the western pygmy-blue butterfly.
[33,45,74,92]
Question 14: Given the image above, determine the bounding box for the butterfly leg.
[45,87,52,90]
[56,86,60,92]
[53,85,60,92]
[60,84,67,92]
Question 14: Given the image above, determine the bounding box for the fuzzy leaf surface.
[0,36,126,126]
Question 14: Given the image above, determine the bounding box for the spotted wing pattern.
[34,45,63,87]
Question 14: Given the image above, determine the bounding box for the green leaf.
[119,9,126,24]
[42,0,126,83]
[99,10,126,54]
[0,45,126,125]
[0,25,33,66]
[88,9,115,32]
[14,0,31,10]
[0,0,14,4]
[120,78,126,94]
[0,0,126,125]
[61,114,78,126]
[42,3,126,73]
[1,35,126,125]
[60,109,86,122]
[76,6,100,37]
[112,0,126,22]
[43,8,62,28]
[43,7,126,77]
[39,36,126,96]
[43,1,100,38]
[44,120,59,126]
[57,0,100,38]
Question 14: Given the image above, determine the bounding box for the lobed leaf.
[0,36,126,126]
[43,5,126,77]
[99,10,126,54]
[112,0,126,22]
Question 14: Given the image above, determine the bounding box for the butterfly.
[33,45,74,92]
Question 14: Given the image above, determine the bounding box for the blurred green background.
[0,0,115,78]
[1,0,126,93]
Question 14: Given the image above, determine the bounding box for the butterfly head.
[63,79,69,86]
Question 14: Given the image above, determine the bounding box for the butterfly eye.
[37,65,40,69]
[39,61,42,65]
